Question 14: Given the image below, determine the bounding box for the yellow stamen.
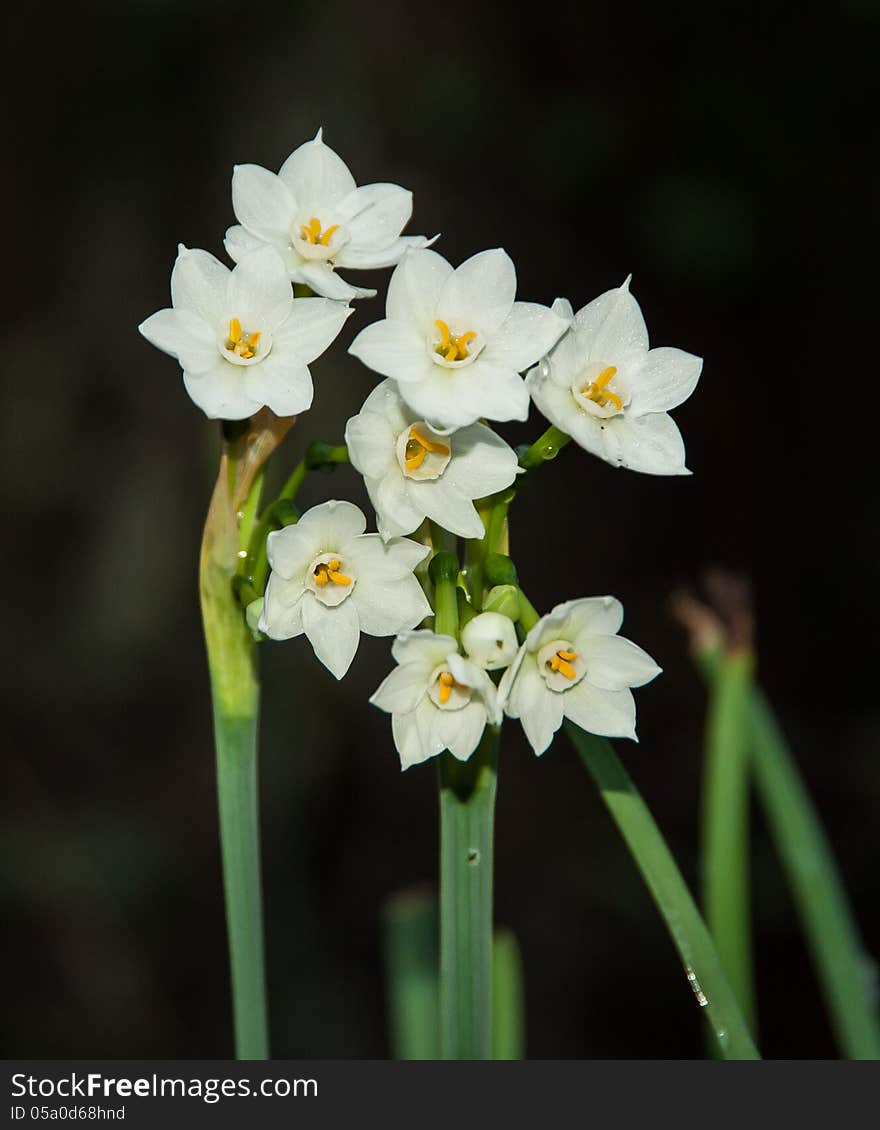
[581,365,623,411]
[314,559,352,587]
[434,319,477,362]
[300,216,339,247]
[548,650,578,680]
[404,426,450,471]
[226,318,260,359]
[437,670,463,705]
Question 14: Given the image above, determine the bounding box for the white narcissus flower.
[344,380,520,540]
[139,245,352,420]
[498,597,661,755]
[258,501,431,680]
[349,248,570,430]
[225,128,435,302]
[371,631,499,770]
[526,279,702,475]
[461,612,519,671]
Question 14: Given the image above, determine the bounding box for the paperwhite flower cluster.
[141,129,699,768]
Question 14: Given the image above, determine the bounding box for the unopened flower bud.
[462,612,519,671]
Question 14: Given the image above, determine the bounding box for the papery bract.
[259,501,431,680]
[498,596,661,755]
[344,379,520,540]
[526,280,702,475]
[139,244,351,419]
[349,248,570,430]
[371,631,499,769]
[225,128,435,302]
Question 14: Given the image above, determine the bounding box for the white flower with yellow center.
[497,597,661,755]
[258,501,431,680]
[526,279,702,475]
[344,380,520,540]
[224,128,435,302]
[139,244,352,420]
[370,631,499,770]
[348,248,571,430]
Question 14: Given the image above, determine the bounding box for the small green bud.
[483,584,520,620]
[245,597,266,641]
[484,553,519,588]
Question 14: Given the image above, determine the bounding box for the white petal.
[335,183,412,246]
[386,249,454,332]
[344,532,430,578]
[582,634,662,690]
[171,246,229,326]
[301,591,361,679]
[436,700,488,762]
[224,224,266,264]
[278,130,357,208]
[504,658,564,756]
[611,412,690,475]
[628,347,703,416]
[484,302,570,372]
[393,698,444,769]
[259,573,305,639]
[573,277,649,360]
[138,307,218,375]
[227,246,293,328]
[402,362,529,430]
[274,296,352,364]
[370,662,429,714]
[416,478,485,539]
[527,374,611,462]
[372,471,426,539]
[437,249,516,338]
[348,319,434,385]
[391,630,456,669]
[563,683,637,741]
[335,235,435,270]
[444,423,520,500]
[231,164,295,241]
[182,359,262,420]
[344,409,396,479]
[265,522,323,580]
[244,352,312,417]
[352,571,431,636]
[292,500,367,554]
[297,260,375,301]
[527,597,624,651]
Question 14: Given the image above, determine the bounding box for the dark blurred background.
[4,0,878,1058]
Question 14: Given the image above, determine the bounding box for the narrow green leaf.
[383,891,440,1060]
[749,686,880,1058]
[702,651,757,1037]
[492,927,525,1060]
[567,723,760,1059]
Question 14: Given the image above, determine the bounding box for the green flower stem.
[431,545,499,1059]
[199,412,293,1059]
[518,424,571,473]
[701,650,756,1039]
[491,927,525,1060]
[438,727,499,1059]
[567,724,760,1059]
[697,647,880,1059]
[383,891,440,1059]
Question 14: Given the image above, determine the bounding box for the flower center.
[225,317,262,361]
[305,552,357,606]
[427,665,472,710]
[313,559,351,587]
[570,363,629,419]
[429,320,478,363]
[299,216,340,247]
[537,638,587,691]
[395,423,452,481]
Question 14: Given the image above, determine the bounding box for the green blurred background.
[4,0,878,1057]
